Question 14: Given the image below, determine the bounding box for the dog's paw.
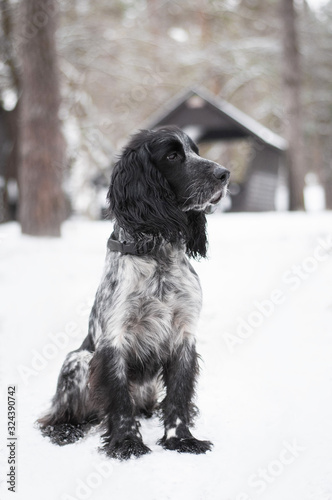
[40,423,86,446]
[158,436,213,455]
[102,437,151,460]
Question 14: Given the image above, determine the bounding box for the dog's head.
[108,126,230,259]
[146,127,230,211]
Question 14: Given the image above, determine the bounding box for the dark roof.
[146,87,287,152]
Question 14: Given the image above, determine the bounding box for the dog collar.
[107,233,159,256]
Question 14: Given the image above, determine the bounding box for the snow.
[0,211,332,500]
[307,0,330,10]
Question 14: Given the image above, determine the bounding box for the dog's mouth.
[181,186,228,212]
[209,190,224,205]
[207,183,229,205]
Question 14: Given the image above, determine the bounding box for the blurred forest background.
[0,0,331,235]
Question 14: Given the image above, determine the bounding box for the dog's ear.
[107,144,188,243]
[185,211,208,259]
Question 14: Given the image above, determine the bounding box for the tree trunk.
[280,0,305,210]
[19,0,65,236]
[0,0,20,222]
[325,175,332,209]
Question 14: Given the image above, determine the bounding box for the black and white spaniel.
[39,126,230,460]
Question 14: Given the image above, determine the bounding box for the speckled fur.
[38,127,230,459]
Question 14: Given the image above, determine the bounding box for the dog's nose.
[213,166,230,184]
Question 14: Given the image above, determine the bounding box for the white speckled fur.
[39,127,228,458]
[91,241,202,389]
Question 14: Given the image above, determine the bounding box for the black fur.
[108,127,229,259]
[38,126,230,459]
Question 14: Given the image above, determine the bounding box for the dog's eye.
[167,152,179,161]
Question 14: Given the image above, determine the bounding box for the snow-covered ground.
[0,212,332,500]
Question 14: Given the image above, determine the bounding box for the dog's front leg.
[159,339,213,454]
[90,346,151,460]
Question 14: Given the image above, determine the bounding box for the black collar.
[107,233,160,256]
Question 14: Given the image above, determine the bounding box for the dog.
[38,126,230,460]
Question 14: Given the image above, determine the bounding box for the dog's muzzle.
[213,166,230,186]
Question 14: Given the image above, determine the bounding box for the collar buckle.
[107,234,158,256]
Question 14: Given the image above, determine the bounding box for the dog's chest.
[98,249,202,358]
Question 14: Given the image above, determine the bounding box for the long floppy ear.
[185,211,208,259]
[107,144,189,243]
